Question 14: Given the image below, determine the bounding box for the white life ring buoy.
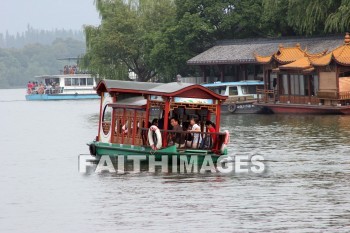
[227,103,237,113]
[224,130,230,144]
[221,130,230,154]
[148,125,162,150]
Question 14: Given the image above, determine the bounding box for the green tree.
[83,0,176,82]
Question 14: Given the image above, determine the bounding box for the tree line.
[82,0,350,82]
[0,38,85,88]
[0,25,84,49]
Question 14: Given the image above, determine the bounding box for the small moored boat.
[202,81,264,113]
[88,80,230,164]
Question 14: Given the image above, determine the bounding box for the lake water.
[1,89,350,232]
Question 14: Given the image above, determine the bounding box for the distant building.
[186,35,344,84]
[254,33,350,108]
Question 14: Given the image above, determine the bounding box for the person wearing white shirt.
[186,117,202,148]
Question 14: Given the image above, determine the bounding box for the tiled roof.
[187,36,344,65]
[274,44,307,64]
[254,54,273,64]
[310,52,333,66]
[332,36,350,66]
[256,33,350,71]
[279,57,312,70]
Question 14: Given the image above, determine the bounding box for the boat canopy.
[96,80,227,100]
[107,96,147,109]
[202,81,264,87]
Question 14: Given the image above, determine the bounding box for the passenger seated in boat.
[151,118,159,127]
[186,117,202,148]
[27,81,33,94]
[200,120,216,149]
[169,117,185,148]
[182,121,193,142]
[122,121,128,134]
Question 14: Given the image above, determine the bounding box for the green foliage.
[81,0,350,82]
[325,0,350,32]
[83,0,176,82]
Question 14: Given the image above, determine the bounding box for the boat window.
[102,105,112,135]
[241,85,258,94]
[229,86,238,95]
[72,78,80,86]
[65,78,72,86]
[45,78,60,85]
[87,78,94,85]
[80,78,87,86]
[102,105,112,122]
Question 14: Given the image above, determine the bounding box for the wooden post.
[215,102,221,150]
[145,96,150,128]
[215,102,221,132]
[97,92,104,141]
[110,94,118,143]
[122,108,126,144]
[162,97,171,147]
[132,110,137,145]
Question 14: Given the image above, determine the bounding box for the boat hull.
[25,93,100,101]
[257,103,350,115]
[89,141,224,164]
[222,101,263,114]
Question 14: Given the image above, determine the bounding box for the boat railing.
[140,128,226,151]
[256,88,277,103]
[44,87,64,94]
[28,86,64,95]
[339,91,350,100]
[317,90,338,99]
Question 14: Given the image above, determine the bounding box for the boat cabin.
[34,74,97,94]
[94,80,228,153]
[203,81,264,102]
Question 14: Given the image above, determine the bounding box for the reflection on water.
[0,89,350,232]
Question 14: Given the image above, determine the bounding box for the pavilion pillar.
[219,65,224,82]
[276,74,280,103]
[263,67,267,89]
[288,74,291,102]
[336,66,340,100]
[308,75,312,103]
[200,66,207,83]
[244,64,248,81]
